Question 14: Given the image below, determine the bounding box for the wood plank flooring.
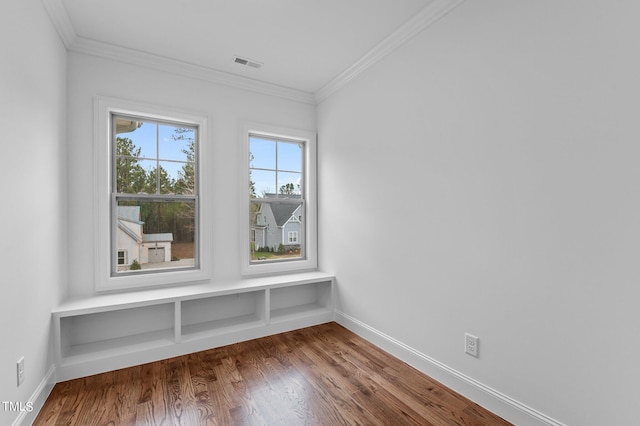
[34,322,512,425]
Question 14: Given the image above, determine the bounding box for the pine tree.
[115,137,147,193]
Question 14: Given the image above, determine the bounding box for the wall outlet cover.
[17,356,24,386]
[465,333,479,358]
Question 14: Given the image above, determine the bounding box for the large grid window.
[112,114,198,276]
[249,134,305,264]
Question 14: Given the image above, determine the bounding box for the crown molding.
[40,0,76,49]
[314,0,466,104]
[40,1,314,105]
[70,37,316,105]
[40,0,463,106]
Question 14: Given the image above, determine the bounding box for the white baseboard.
[13,364,56,426]
[334,310,566,426]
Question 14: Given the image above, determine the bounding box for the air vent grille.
[234,56,263,69]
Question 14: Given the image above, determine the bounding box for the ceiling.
[45,0,462,102]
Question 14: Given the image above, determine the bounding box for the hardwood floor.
[34,322,512,425]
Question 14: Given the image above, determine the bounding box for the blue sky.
[250,136,302,197]
[121,121,194,181]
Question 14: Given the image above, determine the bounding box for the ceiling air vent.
[233,55,263,69]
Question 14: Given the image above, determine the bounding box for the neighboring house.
[116,206,173,269]
[252,194,302,251]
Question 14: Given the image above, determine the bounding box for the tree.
[173,129,195,196]
[279,182,297,195]
[171,128,197,237]
[249,152,261,228]
[146,165,176,194]
[249,153,256,198]
[115,137,147,193]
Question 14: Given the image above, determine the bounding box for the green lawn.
[251,250,301,261]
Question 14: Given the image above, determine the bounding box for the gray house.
[252,194,302,251]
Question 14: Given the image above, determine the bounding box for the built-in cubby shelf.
[270,280,332,324]
[59,303,175,364]
[52,272,334,381]
[180,291,266,340]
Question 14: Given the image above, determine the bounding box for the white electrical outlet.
[17,356,24,386]
[465,333,479,357]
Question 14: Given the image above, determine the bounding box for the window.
[112,115,197,275]
[117,250,127,265]
[96,97,210,291]
[242,123,317,276]
[288,231,299,244]
[250,135,303,260]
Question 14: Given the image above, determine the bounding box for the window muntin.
[249,135,304,263]
[112,114,198,276]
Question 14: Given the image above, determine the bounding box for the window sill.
[242,257,318,277]
[97,267,210,293]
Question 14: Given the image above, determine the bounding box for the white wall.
[0,0,67,423]
[66,53,316,297]
[318,1,640,425]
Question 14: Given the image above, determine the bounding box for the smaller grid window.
[249,134,304,263]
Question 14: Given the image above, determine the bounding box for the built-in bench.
[53,272,334,381]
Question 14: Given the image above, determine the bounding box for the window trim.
[95,97,211,292]
[241,122,317,276]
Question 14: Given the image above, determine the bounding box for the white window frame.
[95,97,211,292]
[241,122,317,276]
